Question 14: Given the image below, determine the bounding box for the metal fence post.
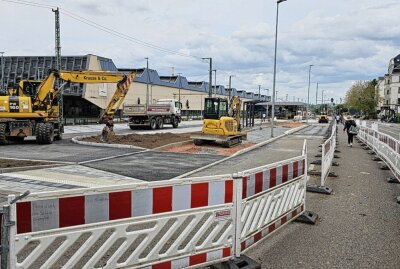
[1,205,11,269]
[232,172,243,258]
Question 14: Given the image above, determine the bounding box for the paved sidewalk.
[246,125,400,268]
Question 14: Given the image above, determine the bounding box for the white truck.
[123,99,182,129]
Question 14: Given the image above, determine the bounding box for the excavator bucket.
[101,126,115,142]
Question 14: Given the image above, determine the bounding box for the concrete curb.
[0,163,67,174]
[174,124,308,179]
[71,135,146,150]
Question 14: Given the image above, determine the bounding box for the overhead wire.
[1,0,203,60]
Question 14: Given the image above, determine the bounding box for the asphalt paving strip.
[188,124,328,178]
[246,125,400,268]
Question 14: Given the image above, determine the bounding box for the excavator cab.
[192,96,244,148]
[203,98,228,120]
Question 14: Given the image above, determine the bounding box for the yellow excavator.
[0,70,135,145]
[192,96,245,148]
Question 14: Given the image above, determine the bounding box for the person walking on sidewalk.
[343,116,357,147]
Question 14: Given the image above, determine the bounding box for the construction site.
[1,1,400,269]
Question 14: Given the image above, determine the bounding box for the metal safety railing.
[357,121,400,182]
[1,140,307,269]
[320,120,337,186]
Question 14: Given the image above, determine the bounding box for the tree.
[344,80,377,115]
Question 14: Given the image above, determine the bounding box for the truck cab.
[155,99,182,115]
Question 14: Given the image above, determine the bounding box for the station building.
[0,54,267,121]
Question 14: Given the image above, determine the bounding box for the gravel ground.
[246,125,400,268]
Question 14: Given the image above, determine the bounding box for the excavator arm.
[229,96,241,130]
[33,70,136,141]
[34,70,134,108]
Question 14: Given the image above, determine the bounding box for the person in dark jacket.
[343,116,357,146]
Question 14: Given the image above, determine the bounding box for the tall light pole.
[271,0,287,137]
[228,75,234,101]
[0,52,4,93]
[212,69,217,97]
[258,85,261,101]
[306,64,313,124]
[202,58,213,97]
[315,82,319,105]
[177,72,182,104]
[145,57,149,105]
[322,89,325,113]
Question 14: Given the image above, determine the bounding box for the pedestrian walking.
[335,114,340,124]
[343,116,357,147]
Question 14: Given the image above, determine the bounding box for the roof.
[256,101,308,106]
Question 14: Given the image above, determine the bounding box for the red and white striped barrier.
[16,179,233,234]
[358,122,400,182]
[5,141,308,269]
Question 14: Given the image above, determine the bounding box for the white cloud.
[0,0,399,102]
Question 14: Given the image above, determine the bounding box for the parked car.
[318,115,329,123]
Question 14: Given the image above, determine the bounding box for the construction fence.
[320,120,337,187]
[357,120,400,182]
[1,140,307,269]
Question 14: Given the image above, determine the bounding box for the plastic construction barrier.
[358,121,400,182]
[4,141,307,269]
[320,121,337,186]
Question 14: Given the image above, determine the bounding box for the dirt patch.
[82,132,198,149]
[260,122,305,128]
[0,159,49,169]
[161,141,256,156]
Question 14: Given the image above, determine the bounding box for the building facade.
[378,54,400,116]
[0,54,267,119]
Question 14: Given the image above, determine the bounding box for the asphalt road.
[246,125,400,268]
[364,120,400,140]
[189,124,328,178]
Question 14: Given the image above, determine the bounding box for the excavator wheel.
[0,123,8,145]
[101,126,115,142]
[36,123,54,144]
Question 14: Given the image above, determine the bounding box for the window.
[387,89,390,94]
[398,98,400,104]
[398,87,400,94]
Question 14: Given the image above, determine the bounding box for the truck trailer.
[123,99,182,129]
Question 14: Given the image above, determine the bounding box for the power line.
[1,0,202,60]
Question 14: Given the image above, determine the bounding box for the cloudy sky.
[1,0,399,103]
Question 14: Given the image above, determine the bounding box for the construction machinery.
[192,96,245,148]
[0,70,135,145]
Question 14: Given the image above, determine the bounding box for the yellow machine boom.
[0,70,135,145]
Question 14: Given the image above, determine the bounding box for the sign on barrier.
[4,140,308,269]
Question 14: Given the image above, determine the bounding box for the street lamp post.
[228,75,234,101]
[145,57,149,105]
[212,70,217,97]
[202,58,213,98]
[177,72,182,104]
[271,0,287,137]
[0,52,4,93]
[306,64,313,124]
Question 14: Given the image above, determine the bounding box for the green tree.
[344,80,377,115]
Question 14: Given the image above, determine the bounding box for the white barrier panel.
[358,123,400,182]
[10,176,235,269]
[7,141,308,269]
[237,140,307,254]
[320,121,337,186]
